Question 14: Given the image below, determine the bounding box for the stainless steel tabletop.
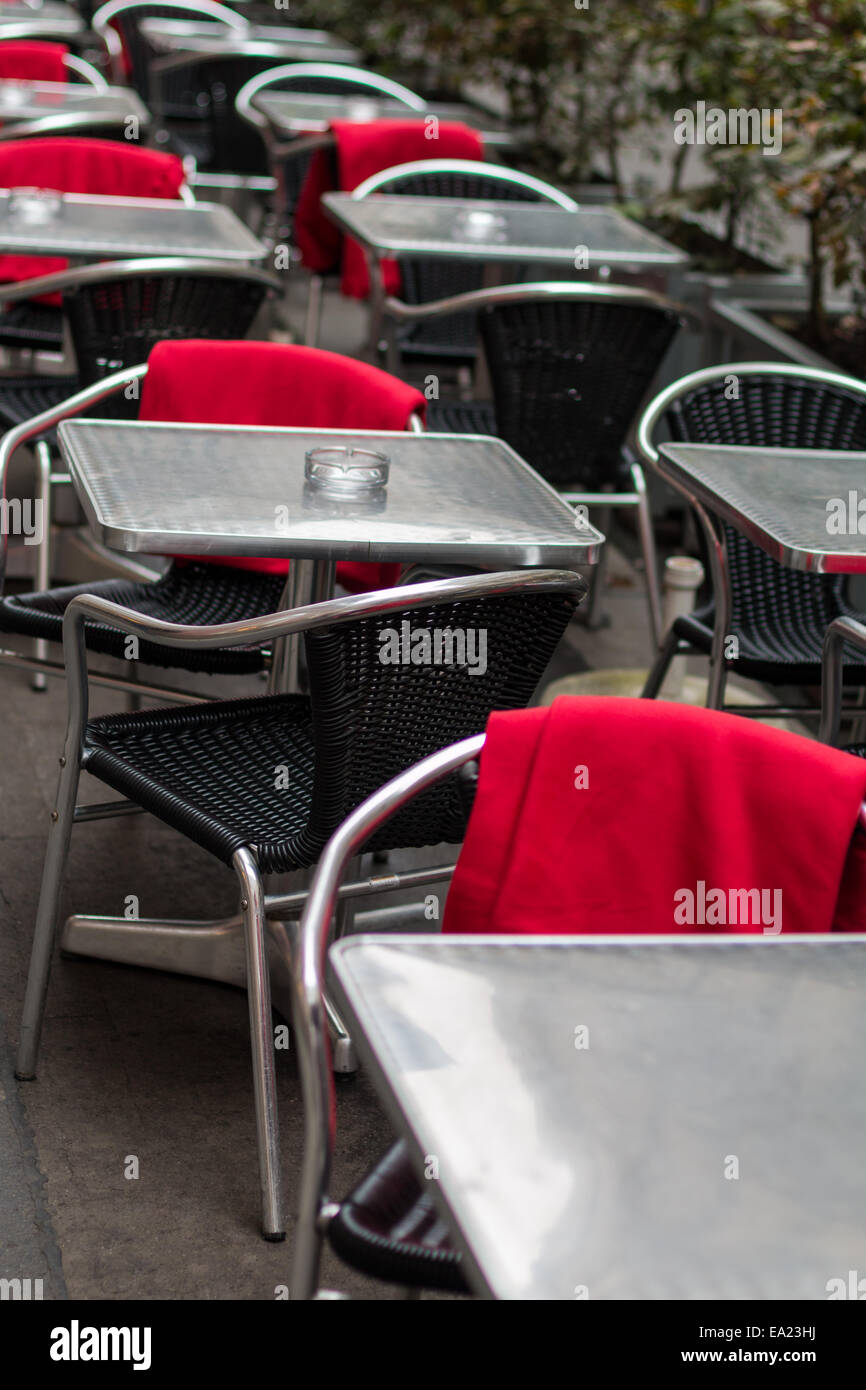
[0,191,266,261]
[658,442,866,573]
[330,932,866,1300]
[253,93,513,148]
[322,193,687,265]
[0,81,149,125]
[141,18,359,62]
[58,421,602,565]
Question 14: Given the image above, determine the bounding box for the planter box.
[707,294,856,374]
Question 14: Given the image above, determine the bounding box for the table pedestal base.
[60,898,431,1073]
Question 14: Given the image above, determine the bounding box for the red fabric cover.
[296,119,484,299]
[0,41,68,83]
[443,697,866,936]
[0,139,184,302]
[138,339,426,590]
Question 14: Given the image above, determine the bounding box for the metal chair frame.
[291,732,484,1298]
[821,616,866,746]
[635,361,866,714]
[386,281,694,646]
[16,569,581,1242]
[64,54,111,88]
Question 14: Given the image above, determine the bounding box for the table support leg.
[60,898,431,1051]
[268,557,335,694]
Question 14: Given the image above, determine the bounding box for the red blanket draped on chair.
[443,696,866,936]
[0,41,68,83]
[295,119,484,298]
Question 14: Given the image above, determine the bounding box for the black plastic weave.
[480,296,680,489]
[0,563,288,673]
[66,269,269,386]
[329,1139,467,1292]
[82,585,580,871]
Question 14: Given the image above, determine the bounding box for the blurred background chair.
[92,0,247,107]
[236,62,426,285]
[356,159,576,373]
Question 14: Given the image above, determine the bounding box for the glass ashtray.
[454,207,508,243]
[0,84,30,110]
[8,188,62,224]
[346,98,380,122]
[304,445,390,495]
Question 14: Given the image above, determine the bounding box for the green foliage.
[293,0,866,330]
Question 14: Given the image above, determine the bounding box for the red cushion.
[0,139,185,302]
[0,41,68,83]
[139,340,426,588]
[443,697,866,936]
[296,120,485,298]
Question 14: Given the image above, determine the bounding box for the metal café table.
[0,81,150,128]
[0,191,266,262]
[656,442,866,704]
[330,932,866,1300]
[322,193,687,275]
[141,18,360,63]
[253,92,514,149]
[54,417,602,1005]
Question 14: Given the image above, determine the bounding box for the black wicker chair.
[401,282,687,644]
[290,732,490,1297]
[355,159,577,366]
[638,362,866,716]
[92,0,248,109]
[16,569,586,1242]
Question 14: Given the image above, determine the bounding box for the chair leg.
[632,465,663,649]
[584,506,612,630]
[31,440,52,692]
[641,626,682,699]
[16,745,81,1079]
[232,847,285,1242]
[304,274,324,347]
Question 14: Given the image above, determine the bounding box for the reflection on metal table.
[322,193,688,268]
[58,419,602,568]
[0,191,266,261]
[657,442,866,574]
[330,932,866,1300]
[253,93,513,148]
[0,80,149,126]
[141,17,360,62]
